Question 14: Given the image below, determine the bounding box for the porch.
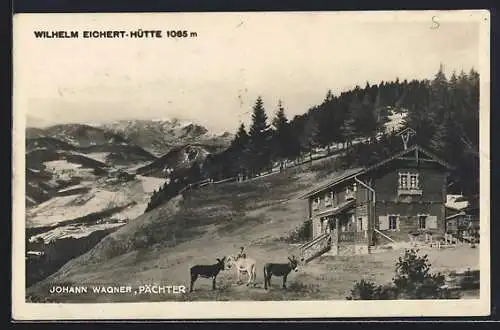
[300,213,370,262]
[327,225,370,257]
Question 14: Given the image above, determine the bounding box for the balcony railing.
[337,231,367,244]
[345,191,356,201]
[398,188,422,196]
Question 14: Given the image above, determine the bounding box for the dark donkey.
[189,257,226,292]
[263,256,300,290]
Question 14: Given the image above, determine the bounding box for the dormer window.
[398,172,422,195]
[410,174,418,189]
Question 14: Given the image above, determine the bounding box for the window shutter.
[427,216,438,229]
[379,216,389,230]
[396,216,401,231]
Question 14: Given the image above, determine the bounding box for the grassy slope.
[26,160,480,302]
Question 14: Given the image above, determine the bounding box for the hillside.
[26,158,479,302]
[26,162,333,299]
[27,174,166,229]
[100,119,233,157]
[135,144,210,178]
[25,123,160,207]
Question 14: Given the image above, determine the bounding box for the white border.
[12,10,491,320]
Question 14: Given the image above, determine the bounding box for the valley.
[24,119,231,287]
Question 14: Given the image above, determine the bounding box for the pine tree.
[345,94,363,144]
[246,97,272,175]
[429,63,449,119]
[272,100,288,131]
[340,103,356,149]
[230,123,250,175]
[325,89,334,102]
[300,114,320,162]
[356,93,378,140]
[232,123,249,148]
[429,115,451,157]
[271,100,290,167]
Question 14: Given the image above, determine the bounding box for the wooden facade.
[445,195,480,238]
[300,144,454,260]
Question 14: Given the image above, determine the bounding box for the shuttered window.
[427,216,438,229]
[418,215,427,229]
[417,215,437,229]
[379,215,399,231]
[357,217,365,231]
[388,215,398,230]
[379,216,389,230]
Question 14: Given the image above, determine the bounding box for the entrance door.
[339,213,354,232]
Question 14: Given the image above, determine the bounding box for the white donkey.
[226,254,257,287]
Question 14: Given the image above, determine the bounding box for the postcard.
[12,10,491,320]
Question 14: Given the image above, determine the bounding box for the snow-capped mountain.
[24,118,232,215]
[99,118,233,157]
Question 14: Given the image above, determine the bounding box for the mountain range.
[99,118,232,157]
[25,119,233,220]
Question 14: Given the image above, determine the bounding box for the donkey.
[189,257,226,292]
[226,255,257,286]
[263,256,299,290]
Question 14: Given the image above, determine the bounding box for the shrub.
[283,220,311,243]
[392,249,457,299]
[347,248,460,300]
[346,280,399,300]
[346,279,381,300]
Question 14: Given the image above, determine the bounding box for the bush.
[347,249,460,300]
[346,280,399,300]
[282,220,311,243]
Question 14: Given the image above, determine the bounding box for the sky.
[14,11,483,133]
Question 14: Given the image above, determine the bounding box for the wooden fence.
[167,145,351,201]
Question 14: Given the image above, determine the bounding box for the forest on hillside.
[146,65,480,213]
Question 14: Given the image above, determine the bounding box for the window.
[389,215,398,230]
[410,174,418,189]
[345,183,356,200]
[418,215,427,229]
[398,172,422,195]
[325,191,334,206]
[313,197,320,210]
[399,174,408,189]
[358,217,364,231]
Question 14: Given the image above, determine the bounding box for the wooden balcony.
[345,191,356,201]
[398,188,422,196]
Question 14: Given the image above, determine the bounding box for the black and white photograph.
[12,10,490,319]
